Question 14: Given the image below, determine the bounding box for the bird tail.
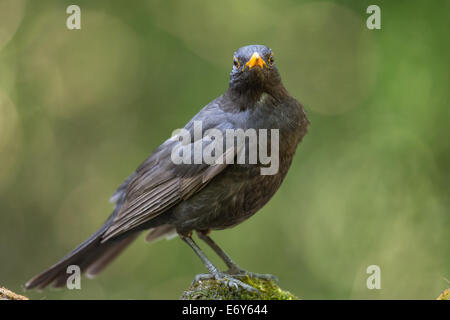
[25,213,140,290]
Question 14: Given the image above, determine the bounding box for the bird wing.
[101,126,238,242]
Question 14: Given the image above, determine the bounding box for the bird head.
[229,45,282,95]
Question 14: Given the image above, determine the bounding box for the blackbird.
[25,44,310,292]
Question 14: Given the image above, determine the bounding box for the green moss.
[180,276,299,300]
[437,289,450,300]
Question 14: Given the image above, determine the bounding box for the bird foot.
[225,269,279,283]
[192,272,259,294]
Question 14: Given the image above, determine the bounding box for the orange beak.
[243,52,267,71]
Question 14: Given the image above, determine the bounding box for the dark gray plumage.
[25,44,309,291]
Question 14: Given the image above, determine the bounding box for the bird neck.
[225,83,289,110]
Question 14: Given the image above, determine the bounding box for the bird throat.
[226,83,286,111]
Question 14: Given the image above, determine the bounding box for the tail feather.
[25,214,140,290]
[86,232,140,278]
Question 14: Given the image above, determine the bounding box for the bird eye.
[233,56,240,68]
[268,54,274,65]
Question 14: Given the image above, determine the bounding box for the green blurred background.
[0,0,448,299]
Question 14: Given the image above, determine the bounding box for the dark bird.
[25,44,310,292]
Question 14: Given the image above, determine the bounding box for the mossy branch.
[0,287,28,300]
[1,284,448,300]
[436,289,450,300]
[180,276,298,300]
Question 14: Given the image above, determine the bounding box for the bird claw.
[226,270,279,283]
[192,272,259,294]
[191,273,213,285]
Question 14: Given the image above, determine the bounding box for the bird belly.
[170,162,289,234]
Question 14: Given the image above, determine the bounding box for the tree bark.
[0,287,28,300]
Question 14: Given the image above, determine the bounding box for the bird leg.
[197,231,241,273]
[180,235,258,293]
[197,231,279,283]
